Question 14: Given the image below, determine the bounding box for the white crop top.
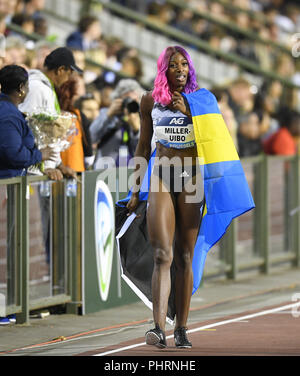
[151,102,195,149]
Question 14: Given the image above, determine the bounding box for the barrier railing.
[0,175,75,324]
[1,155,300,323]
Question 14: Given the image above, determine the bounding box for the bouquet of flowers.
[26,109,77,152]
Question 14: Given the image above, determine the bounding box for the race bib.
[154,116,195,149]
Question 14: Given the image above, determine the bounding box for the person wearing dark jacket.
[0,65,54,179]
[237,112,262,157]
[0,64,54,326]
[66,15,101,51]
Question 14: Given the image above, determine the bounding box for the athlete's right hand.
[126,192,140,216]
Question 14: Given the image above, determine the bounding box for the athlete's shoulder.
[141,91,154,112]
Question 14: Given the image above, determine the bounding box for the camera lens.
[122,97,139,113]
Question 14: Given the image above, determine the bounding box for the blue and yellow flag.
[182,88,255,293]
[116,88,255,321]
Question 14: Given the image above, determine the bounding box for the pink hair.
[152,46,198,106]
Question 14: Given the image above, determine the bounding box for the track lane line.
[94,301,300,356]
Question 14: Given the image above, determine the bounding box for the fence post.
[66,180,81,314]
[254,155,270,273]
[16,176,29,325]
[292,155,300,267]
[225,219,237,279]
[260,155,270,274]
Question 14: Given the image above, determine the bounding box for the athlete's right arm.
[126,92,154,214]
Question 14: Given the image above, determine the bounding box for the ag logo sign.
[94,180,115,301]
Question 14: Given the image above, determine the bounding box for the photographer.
[90,79,143,169]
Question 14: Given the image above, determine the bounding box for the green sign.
[82,170,138,314]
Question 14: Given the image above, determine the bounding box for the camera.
[122,97,139,114]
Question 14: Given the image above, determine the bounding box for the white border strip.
[94,301,300,356]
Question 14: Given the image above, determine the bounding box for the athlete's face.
[166,52,189,92]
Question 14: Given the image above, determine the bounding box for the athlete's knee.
[175,247,193,270]
[153,246,173,267]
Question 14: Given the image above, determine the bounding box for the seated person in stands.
[263,109,300,156]
[66,15,102,51]
[237,112,262,157]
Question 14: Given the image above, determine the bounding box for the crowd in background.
[113,0,300,69]
[0,0,300,169]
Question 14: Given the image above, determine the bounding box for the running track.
[80,301,300,356]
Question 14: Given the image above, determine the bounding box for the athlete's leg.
[147,174,175,331]
[173,183,202,329]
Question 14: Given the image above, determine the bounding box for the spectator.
[120,55,143,82]
[11,12,34,35]
[18,48,81,268]
[90,78,143,169]
[209,1,229,22]
[34,16,48,37]
[23,46,37,69]
[225,77,254,121]
[0,64,55,326]
[75,92,100,123]
[191,17,209,40]
[72,73,86,101]
[0,64,54,178]
[34,40,54,70]
[0,0,18,22]
[70,48,86,72]
[22,0,45,20]
[3,36,27,66]
[74,93,100,168]
[85,81,102,107]
[146,2,174,26]
[254,80,282,138]
[231,13,259,63]
[66,15,102,52]
[170,8,194,34]
[263,108,300,155]
[237,112,262,157]
[19,47,82,180]
[57,78,88,172]
[102,35,123,70]
[0,11,6,35]
[253,25,273,71]
[98,83,115,108]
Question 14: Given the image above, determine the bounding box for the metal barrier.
[204,155,300,280]
[1,156,300,324]
[0,175,76,324]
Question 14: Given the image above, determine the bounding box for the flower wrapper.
[26,110,77,152]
